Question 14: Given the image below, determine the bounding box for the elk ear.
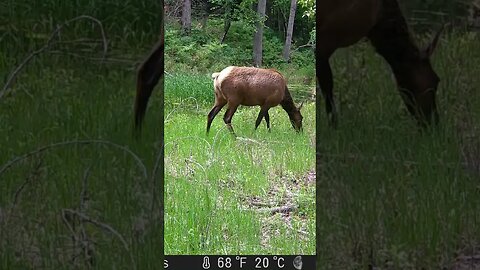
[298,101,304,110]
[424,24,445,58]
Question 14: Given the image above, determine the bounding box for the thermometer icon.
[202,256,211,269]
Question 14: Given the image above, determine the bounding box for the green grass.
[164,74,316,255]
[317,30,480,269]
[2,0,162,49]
[0,55,163,269]
[3,3,479,267]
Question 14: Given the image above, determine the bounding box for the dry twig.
[245,204,298,215]
[62,209,136,269]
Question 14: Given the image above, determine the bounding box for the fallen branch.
[62,209,136,270]
[249,201,273,207]
[0,15,107,100]
[291,43,315,53]
[246,204,298,215]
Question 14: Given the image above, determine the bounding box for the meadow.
[0,55,164,268]
[1,0,167,266]
[161,19,317,255]
[163,74,316,255]
[317,30,480,269]
[2,1,480,267]
[1,20,316,270]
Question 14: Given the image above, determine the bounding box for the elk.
[317,0,443,127]
[207,66,303,135]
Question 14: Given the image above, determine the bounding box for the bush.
[164,19,314,75]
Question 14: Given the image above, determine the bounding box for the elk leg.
[223,104,238,136]
[206,103,226,134]
[265,110,270,132]
[255,107,268,130]
[318,55,337,128]
[206,94,227,134]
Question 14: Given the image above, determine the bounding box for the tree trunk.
[181,0,191,34]
[200,0,211,28]
[253,0,267,67]
[282,0,297,61]
[221,20,232,44]
[221,3,233,43]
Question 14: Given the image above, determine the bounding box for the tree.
[221,1,235,43]
[181,0,191,34]
[283,0,297,61]
[253,0,267,67]
[216,0,247,43]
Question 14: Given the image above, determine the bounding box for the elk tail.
[211,72,220,80]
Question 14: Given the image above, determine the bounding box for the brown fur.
[318,0,381,54]
[317,0,443,127]
[207,66,303,135]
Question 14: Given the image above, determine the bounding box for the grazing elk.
[317,0,444,127]
[207,66,304,135]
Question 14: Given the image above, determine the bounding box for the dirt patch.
[244,169,315,249]
[451,244,480,270]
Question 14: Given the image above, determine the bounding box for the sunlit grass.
[164,74,316,255]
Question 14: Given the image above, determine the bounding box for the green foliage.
[298,0,316,19]
[165,19,314,76]
[271,0,292,18]
[210,0,258,28]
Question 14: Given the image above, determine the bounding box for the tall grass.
[317,30,480,269]
[0,52,163,268]
[164,74,316,255]
[1,0,162,55]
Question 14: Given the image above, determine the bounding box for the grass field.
[317,30,480,269]
[2,16,479,269]
[164,73,316,255]
[0,54,163,268]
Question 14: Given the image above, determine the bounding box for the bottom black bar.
[165,255,315,270]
